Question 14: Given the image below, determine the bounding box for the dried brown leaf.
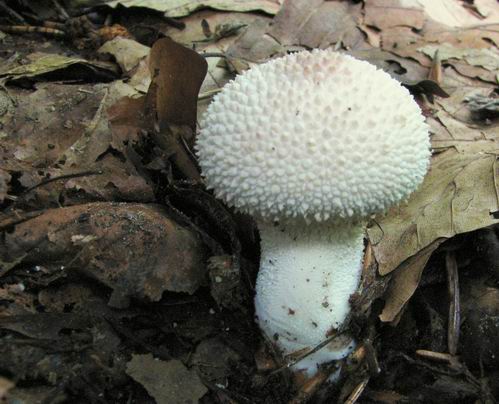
[348,48,431,87]
[107,0,282,18]
[169,9,268,47]
[1,203,208,306]
[464,94,499,118]
[364,0,425,31]
[57,81,155,203]
[6,387,63,404]
[418,0,499,27]
[0,53,119,83]
[369,141,499,322]
[268,0,363,49]
[378,241,443,322]
[1,78,156,207]
[0,313,91,339]
[1,83,105,169]
[419,44,499,72]
[192,337,241,384]
[426,23,499,48]
[126,355,208,404]
[0,283,36,316]
[98,37,150,74]
[227,0,366,63]
[418,43,499,83]
[38,284,101,313]
[149,37,208,128]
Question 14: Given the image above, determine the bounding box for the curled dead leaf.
[0,53,119,83]
[149,37,208,129]
[369,143,499,322]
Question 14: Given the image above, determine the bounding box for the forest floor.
[0,0,498,403]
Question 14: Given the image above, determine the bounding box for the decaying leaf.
[126,354,208,404]
[144,38,207,180]
[98,36,150,74]
[1,83,108,169]
[191,337,241,385]
[6,387,65,404]
[227,0,365,63]
[0,283,36,316]
[0,78,156,207]
[464,93,499,118]
[419,44,499,72]
[58,81,155,203]
[348,48,431,88]
[0,53,119,83]
[107,0,282,17]
[267,0,363,50]
[149,37,207,128]
[38,283,101,313]
[369,142,499,322]
[418,43,499,83]
[0,313,92,339]
[169,9,267,46]
[1,203,208,306]
[364,0,425,31]
[418,0,499,27]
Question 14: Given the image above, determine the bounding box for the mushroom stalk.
[255,221,364,375]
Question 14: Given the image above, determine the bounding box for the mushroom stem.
[255,221,365,376]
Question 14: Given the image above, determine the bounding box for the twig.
[270,327,349,375]
[0,1,26,23]
[416,349,460,367]
[51,0,70,20]
[364,342,381,376]
[445,250,460,355]
[0,25,66,37]
[21,170,103,198]
[428,49,442,85]
[199,88,222,100]
[1,170,103,221]
[344,378,370,404]
[201,52,227,59]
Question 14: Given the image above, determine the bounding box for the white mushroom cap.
[196,49,430,222]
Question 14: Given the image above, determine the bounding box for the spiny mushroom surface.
[196,49,430,376]
[197,50,429,222]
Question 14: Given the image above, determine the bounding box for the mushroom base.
[255,221,364,376]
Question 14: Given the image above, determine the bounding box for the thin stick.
[22,170,103,195]
[0,1,26,23]
[0,25,66,36]
[201,52,227,59]
[445,251,460,355]
[344,378,370,404]
[198,88,222,100]
[51,0,70,20]
[416,349,456,364]
[271,329,349,375]
[3,170,103,215]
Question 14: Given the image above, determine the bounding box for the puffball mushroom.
[196,49,430,376]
